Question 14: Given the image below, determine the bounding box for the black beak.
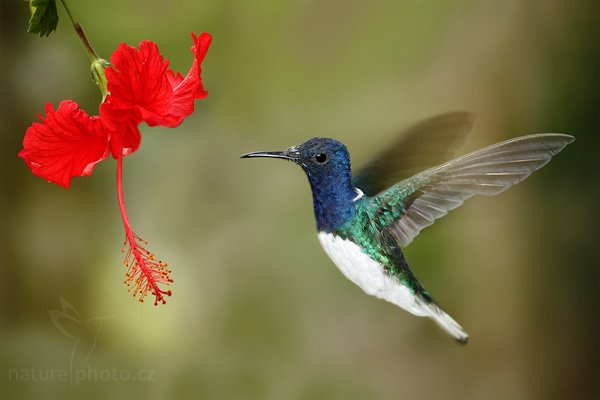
[240,148,299,162]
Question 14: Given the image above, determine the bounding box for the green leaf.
[27,0,59,37]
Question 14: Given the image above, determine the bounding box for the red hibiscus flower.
[19,32,212,305]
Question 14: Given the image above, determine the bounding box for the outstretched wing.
[367,134,575,247]
[353,112,475,196]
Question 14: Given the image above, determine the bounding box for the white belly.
[317,232,427,316]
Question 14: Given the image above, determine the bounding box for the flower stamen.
[117,155,173,305]
[122,232,173,305]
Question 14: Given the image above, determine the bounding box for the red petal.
[144,32,212,128]
[19,101,110,188]
[101,101,143,158]
[102,41,173,118]
[100,40,174,156]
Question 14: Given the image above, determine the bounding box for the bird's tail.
[421,300,469,344]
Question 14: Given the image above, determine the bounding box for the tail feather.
[423,301,469,344]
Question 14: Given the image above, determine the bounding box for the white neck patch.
[352,188,365,202]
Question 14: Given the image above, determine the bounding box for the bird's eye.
[314,153,329,164]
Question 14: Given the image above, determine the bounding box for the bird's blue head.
[241,138,358,232]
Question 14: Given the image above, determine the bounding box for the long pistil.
[116,155,172,305]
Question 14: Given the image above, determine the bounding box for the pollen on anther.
[122,232,173,306]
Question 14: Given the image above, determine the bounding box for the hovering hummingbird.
[241,112,574,344]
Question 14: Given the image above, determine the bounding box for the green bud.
[91,58,111,101]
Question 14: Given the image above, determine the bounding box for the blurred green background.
[1,0,598,399]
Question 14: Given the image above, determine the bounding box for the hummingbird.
[241,112,574,344]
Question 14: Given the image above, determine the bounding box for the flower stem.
[117,156,172,305]
[116,155,134,241]
[59,0,100,62]
[58,0,109,98]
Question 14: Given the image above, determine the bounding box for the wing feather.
[369,133,574,247]
[353,112,475,196]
